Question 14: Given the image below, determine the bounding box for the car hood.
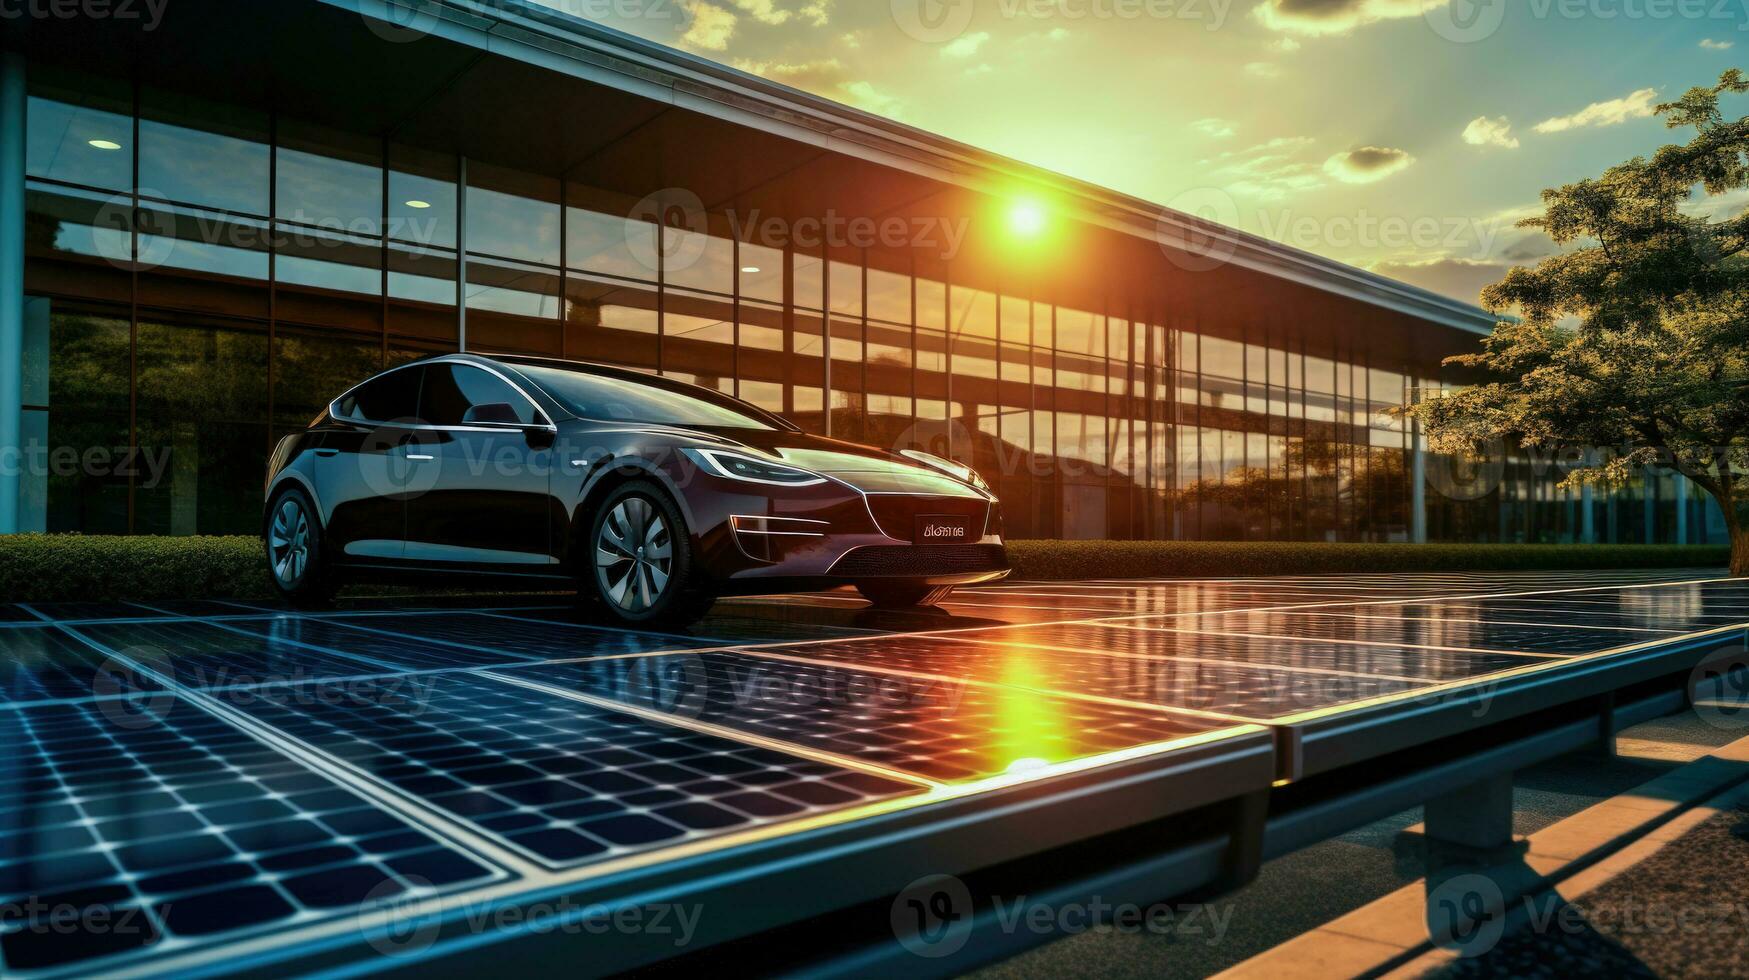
[691,428,986,497]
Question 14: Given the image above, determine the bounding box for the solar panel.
[207,673,925,868]
[0,697,504,975]
[498,652,1227,780]
[0,569,1740,975]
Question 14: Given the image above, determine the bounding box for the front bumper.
[682,472,1009,590]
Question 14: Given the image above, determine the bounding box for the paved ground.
[0,568,1743,977]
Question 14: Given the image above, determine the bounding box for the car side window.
[419,364,540,426]
[337,367,422,423]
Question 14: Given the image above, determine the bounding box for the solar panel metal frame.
[148,724,1276,978]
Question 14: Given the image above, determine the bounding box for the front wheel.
[264,487,337,607]
[855,582,955,608]
[587,481,715,626]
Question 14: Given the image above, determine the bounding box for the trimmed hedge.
[0,535,273,603]
[0,535,1730,603]
[1004,541,1730,581]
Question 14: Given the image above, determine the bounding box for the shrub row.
[0,535,1730,603]
[0,535,274,603]
[1003,540,1730,581]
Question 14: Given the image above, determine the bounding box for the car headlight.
[682,448,827,487]
[900,449,990,493]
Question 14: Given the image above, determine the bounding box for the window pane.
[466,164,559,265]
[275,124,382,236]
[420,364,537,425]
[138,96,269,214]
[340,365,422,422]
[27,94,132,190]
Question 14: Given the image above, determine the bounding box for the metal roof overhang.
[15,0,1497,362]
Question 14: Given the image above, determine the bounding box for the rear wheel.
[588,481,715,626]
[855,582,955,608]
[265,487,337,607]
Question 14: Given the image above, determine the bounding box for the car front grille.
[828,544,1009,578]
[864,495,990,541]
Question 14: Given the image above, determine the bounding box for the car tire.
[587,480,715,626]
[855,582,955,608]
[264,486,338,608]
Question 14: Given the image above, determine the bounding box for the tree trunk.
[1733,529,1749,578]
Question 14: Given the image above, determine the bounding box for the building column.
[1580,485,1595,544]
[1675,473,1689,545]
[0,51,26,535]
[1410,416,1427,544]
[1644,470,1656,544]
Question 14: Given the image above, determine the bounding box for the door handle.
[314,449,339,457]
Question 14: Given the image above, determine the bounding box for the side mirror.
[462,402,522,425]
[524,425,557,450]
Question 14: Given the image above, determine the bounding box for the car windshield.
[510,363,789,430]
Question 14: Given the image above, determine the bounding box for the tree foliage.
[1411,69,1749,573]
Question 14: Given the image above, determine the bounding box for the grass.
[0,535,1729,603]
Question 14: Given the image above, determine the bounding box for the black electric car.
[263,353,1010,624]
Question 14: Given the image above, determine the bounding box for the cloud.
[1244,62,1282,79]
[731,57,904,116]
[799,0,832,26]
[1192,117,1237,139]
[1370,257,1508,305]
[941,31,991,58]
[1532,88,1658,134]
[733,57,845,90]
[680,0,736,50]
[1254,0,1442,36]
[729,0,789,24]
[964,63,994,76]
[1701,38,1734,50]
[1323,145,1415,183]
[1269,37,1302,52]
[841,81,903,118]
[1048,27,1071,40]
[1462,115,1519,149]
[1203,136,1324,200]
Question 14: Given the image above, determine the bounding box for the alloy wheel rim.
[269,498,310,587]
[595,496,674,613]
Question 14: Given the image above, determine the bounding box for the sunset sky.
[541,0,1749,306]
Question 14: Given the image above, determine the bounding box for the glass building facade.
[8,3,1724,545]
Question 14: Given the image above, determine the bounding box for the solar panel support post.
[1422,771,1517,864]
[1210,788,1270,893]
[1595,690,1619,758]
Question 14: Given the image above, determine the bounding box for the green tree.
[1412,69,1749,575]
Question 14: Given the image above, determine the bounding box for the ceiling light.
[741,266,761,274]
[405,200,432,209]
[88,139,122,151]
